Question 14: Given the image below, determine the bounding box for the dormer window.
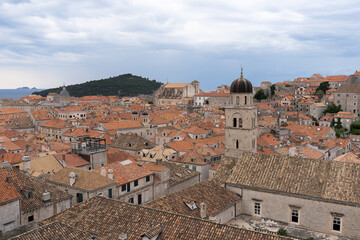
[190,158,194,162]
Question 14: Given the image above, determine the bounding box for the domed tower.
[59,84,70,106]
[225,68,257,158]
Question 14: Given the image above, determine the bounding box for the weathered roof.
[216,152,360,205]
[0,167,71,211]
[93,160,153,186]
[10,221,93,240]
[111,133,155,151]
[42,196,294,240]
[334,152,360,164]
[19,155,64,177]
[48,167,115,191]
[336,83,360,93]
[163,83,190,88]
[146,181,240,218]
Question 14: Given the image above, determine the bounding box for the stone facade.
[225,90,257,157]
[226,186,360,239]
[334,84,360,116]
[154,81,200,106]
[0,199,20,233]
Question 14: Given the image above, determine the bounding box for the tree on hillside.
[316,81,330,94]
[316,90,324,100]
[254,89,267,100]
[32,74,162,97]
[350,121,360,135]
[335,118,343,129]
[323,104,342,114]
[270,84,276,96]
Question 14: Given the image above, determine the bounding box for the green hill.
[32,74,162,97]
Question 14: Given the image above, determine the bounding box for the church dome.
[230,69,253,94]
[60,85,70,97]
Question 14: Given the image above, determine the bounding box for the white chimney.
[118,233,127,240]
[69,172,76,186]
[22,155,32,171]
[108,169,114,180]
[200,202,206,219]
[42,191,51,202]
[100,167,106,177]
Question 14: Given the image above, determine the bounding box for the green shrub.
[277,228,288,236]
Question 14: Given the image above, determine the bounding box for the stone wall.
[226,185,360,239]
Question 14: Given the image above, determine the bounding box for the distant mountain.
[17,87,30,89]
[32,74,163,97]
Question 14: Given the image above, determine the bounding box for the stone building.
[93,160,154,205]
[71,137,108,170]
[225,69,257,158]
[39,118,70,140]
[47,166,117,206]
[193,90,230,108]
[334,83,360,116]
[0,165,72,237]
[154,81,200,106]
[215,152,360,239]
[34,197,291,240]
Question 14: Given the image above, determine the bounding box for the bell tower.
[225,68,257,158]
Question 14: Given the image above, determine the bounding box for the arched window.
[236,140,239,149]
[245,96,247,105]
[236,96,239,105]
[239,118,243,128]
[233,118,237,127]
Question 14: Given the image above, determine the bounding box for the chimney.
[108,169,114,180]
[156,158,162,165]
[69,172,76,186]
[22,155,32,171]
[137,159,143,167]
[200,202,206,219]
[100,167,106,177]
[6,170,12,184]
[42,191,51,202]
[118,233,127,240]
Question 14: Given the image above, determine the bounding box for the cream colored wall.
[212,204,237,224]
[169,174,200,194]
[0,200,20,232]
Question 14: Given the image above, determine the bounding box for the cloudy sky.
[1,0,360,90]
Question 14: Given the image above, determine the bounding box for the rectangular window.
[254,202,261,215]
[146,176,150,182]
[134,180,138,187]
[333,217,341,231]
[76,193,83,203]
[28,215,34,222]
[138,193,142,205]
[127,183,131,192]
[121,184,126,192]
[128,197,134,203]
[108,188,113,198]
[291,209,299,223]
[192,166,197,171]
